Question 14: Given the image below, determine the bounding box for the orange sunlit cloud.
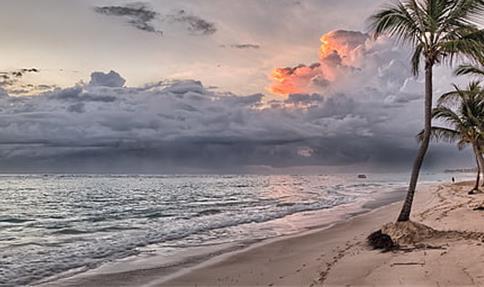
[270,63,322,95]
[269,30,369,96]
[319,30,368,63]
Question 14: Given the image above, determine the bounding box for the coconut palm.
[455,63,484,187]
[423,82,484,192]
[369,0,484,222]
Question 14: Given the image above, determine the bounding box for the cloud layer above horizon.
[0,36,474,173]
[0,0,477,173]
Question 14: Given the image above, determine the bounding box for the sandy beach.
[42,180,484,287]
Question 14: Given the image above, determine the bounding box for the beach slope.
[159,182,484,287]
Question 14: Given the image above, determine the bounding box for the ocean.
[0,172,467,286]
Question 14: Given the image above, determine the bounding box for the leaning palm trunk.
[477,146,484,188]
[472,143,482,191]
[397,63,432,222]
[475,162,480,190]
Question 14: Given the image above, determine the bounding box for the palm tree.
[424,82,484,192]
[455,63,484,187]
[369,0,484,222]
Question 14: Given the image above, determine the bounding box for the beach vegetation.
[422,81,484,193]
[369,0,484,221]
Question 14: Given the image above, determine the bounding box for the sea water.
[0,172,466,286]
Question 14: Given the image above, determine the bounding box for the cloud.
[0,67,471,173]
[93,5,216,37]
[219,44,261,49]
[89,70,126,87]
[230,44,261,49]
[94,3,163,35]
[269,30,411,97]
[0,67,39,82]
[270,63,327,95]
[319,30,369,63]
[0,68,50,95]
[219,44,261,50]
[165,10,216,35]
[0,88,8,98]
[45,86,117,103]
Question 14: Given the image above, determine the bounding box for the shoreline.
[156,194,408,287]
[161,181,484,287]
[40,182,414,287]
[155,195,408,287]
[42,180,484,287]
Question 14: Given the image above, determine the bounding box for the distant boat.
[357,174,367,179]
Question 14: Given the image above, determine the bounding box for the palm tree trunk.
[397,62,433,222]
[477,146,484,188]
[476,164,480,189]
[472,143,481,191]
[476,146,484,189]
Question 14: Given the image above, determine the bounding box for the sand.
[42,181,484,287]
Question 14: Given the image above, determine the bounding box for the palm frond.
[432,106,464,127]
[437,84,463,105]
[442,0,484,28]
[427,0,447,30]
[431,82,484,151]
[368,1,421,45]
[411,43,424,76]
[455,64,484,77]
[438,29,484,65]
[417,126,460,143]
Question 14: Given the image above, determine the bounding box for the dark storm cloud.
[46,86,117,103]
[94,3,163,35]
[67,102,86,113]
[285,93,323,104]
[165,10,216,35]
[0,68,470,173]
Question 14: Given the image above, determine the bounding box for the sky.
[0,0,478,173]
